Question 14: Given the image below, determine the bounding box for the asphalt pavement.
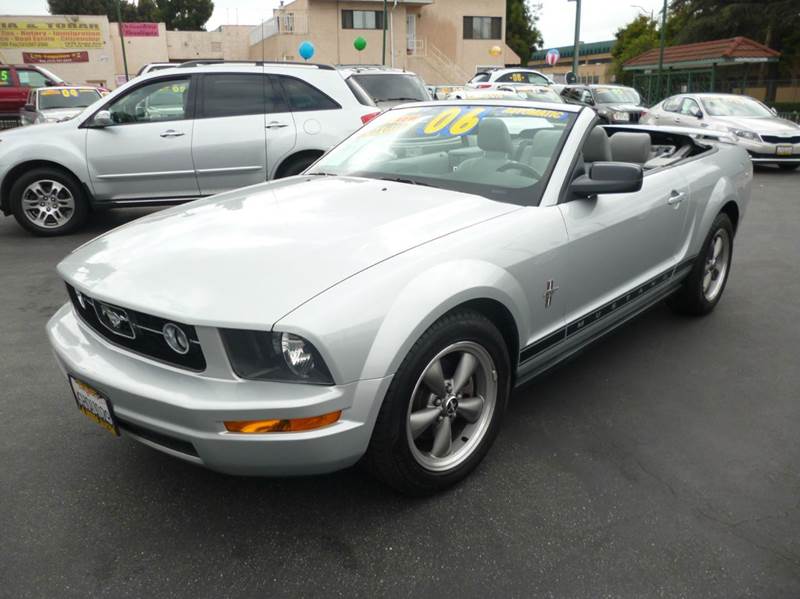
[1,167,799,598]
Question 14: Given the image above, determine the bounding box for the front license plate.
[776,145,793,156]
[69,376,119,436]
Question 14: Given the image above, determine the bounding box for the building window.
[342,10,385,30]
[463,16,502,40]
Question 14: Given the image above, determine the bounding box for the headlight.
[220,329,334,385]
[612,111,630,122]
[727,127,761,142]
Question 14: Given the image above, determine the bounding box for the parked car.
[0,64,66,128]
[643,93,800,170]
[428,84,467,100]
[445,89,519,101]
[560,84,647,123]
[496,84,564,103]
[467,67,553,88]
[19,86,103,126]
[0,61,381,236]
[136,62,177,77]
[336,65,430,109]
[47,99,751,494]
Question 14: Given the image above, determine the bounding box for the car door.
[558,148,689,326]
[679,97,706,128]
[85,75,199,201]
[191,72,276,195]
[19,89,36,125]
[0,67,27,116]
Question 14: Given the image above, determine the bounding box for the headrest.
[477,118,512,154]
[583,127,612,162]
[610,132,652,164]
[530,129,562,156]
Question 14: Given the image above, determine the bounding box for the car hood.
[709,115,800,134]
[39,107,84,121]
[58,176,519,328]
[0,118,75,139]
[599,103,644,112]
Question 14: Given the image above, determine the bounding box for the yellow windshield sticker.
[502,107,568,120]
[423,107,461,135]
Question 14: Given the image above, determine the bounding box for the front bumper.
[737,138,800,163]
[47,304,392,476]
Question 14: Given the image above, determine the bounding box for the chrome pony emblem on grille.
[162,323,190,355]
[94,302,136,339]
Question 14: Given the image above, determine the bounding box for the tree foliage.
[611,15,660,84]
[506,0,543,66]
[47,0,214,31]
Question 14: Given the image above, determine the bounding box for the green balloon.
[354,36,367,51]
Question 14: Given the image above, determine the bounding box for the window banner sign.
[0,20,104,48]
[120,22,159,37]
[22,51,90,63]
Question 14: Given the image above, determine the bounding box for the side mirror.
[691,108,703,119]
[91,110,113,127]
[23,103,35,112]
[569,162,643,198]
[770,107,778,116]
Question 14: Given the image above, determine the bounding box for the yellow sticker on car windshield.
[40,89,61,96]
[502,107,568,120]
[70,89,78,96]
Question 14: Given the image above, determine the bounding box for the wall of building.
[108,22,168,80]
[0,14,116,88]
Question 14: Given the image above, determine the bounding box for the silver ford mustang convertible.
[48,100,752,494]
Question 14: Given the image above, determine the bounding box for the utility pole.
[116,0,129,82]
[656,0,667,98]
[568,0,582,80]
[381,0,388,65]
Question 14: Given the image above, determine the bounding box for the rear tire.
[364,310,511,495]
[276,154,321,178]
[668,213,734,316]
[10,167,88,236]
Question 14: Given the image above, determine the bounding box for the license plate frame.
[776,145,794,156]
[69,376,120,436]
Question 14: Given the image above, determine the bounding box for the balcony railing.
[250,12,308,44]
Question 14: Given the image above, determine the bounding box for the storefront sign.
[0,20,104,48]
[22,51,90,63]
[120,22,159,37]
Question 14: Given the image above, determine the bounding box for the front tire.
[10,168,88,236]
[669,213,734,316]
[364,310,511,495]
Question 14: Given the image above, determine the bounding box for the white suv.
[467,67,553,89]
[336,65,430,109]
[0,61,380,235]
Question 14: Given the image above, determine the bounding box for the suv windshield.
[307,104,576,206]
[38,88,100,109]
[593,87,641,105]
[702,96,773,117]
[351,74,429,103]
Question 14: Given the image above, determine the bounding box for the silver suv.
[0,61,380,235]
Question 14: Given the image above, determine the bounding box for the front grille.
[0,117,20,130]
[629,112,641,123]
[761,135,800,144]
[66,284,206,371]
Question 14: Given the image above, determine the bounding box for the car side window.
[106,77,192,125]
[662,96,681,112]
[17,70,49,87]
[680,98,701,116]
[200,73,287,118]
[276,76,340,112]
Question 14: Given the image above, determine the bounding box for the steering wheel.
[497,161,542,179]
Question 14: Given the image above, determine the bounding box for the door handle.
[265,121,289,129]
[160,129,185,138]
[673,117,681,123]
[667,190,686,206]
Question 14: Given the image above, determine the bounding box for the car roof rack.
[178,59,334,70]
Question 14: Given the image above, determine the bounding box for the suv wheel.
[10,168,88,236]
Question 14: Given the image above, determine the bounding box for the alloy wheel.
[21,180,75,229]
[702,228,730,302]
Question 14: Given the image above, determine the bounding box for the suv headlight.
[727,127,761,142]
[612,111,630,122]
[221,329,334,385]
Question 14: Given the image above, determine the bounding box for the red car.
[0,64,65,128]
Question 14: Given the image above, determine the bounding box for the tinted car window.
[277,76,340,111]
[107,77,191,124]
[470,72,490,83]
[17,70,50,87]
[680,98,701,116]
[350,74,429,103]
[201,74,286,118]
[38,88,100,109]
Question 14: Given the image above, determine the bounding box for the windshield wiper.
[377,176,434,187]
[380,97,425,102]
[306,171,337,176]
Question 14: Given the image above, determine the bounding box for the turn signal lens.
[224,411,341,434]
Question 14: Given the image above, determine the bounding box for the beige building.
[249,0,519,84]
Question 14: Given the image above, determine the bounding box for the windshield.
[351,74,430,103]
[307,104,576,206]
[593,87,641,105]
[701,96,773,117]
[38,88,100,109]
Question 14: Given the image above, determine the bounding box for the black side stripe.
[519,256,697,364]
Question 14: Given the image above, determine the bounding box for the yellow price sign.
[61,89,70,97]
[423,107,485,136]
